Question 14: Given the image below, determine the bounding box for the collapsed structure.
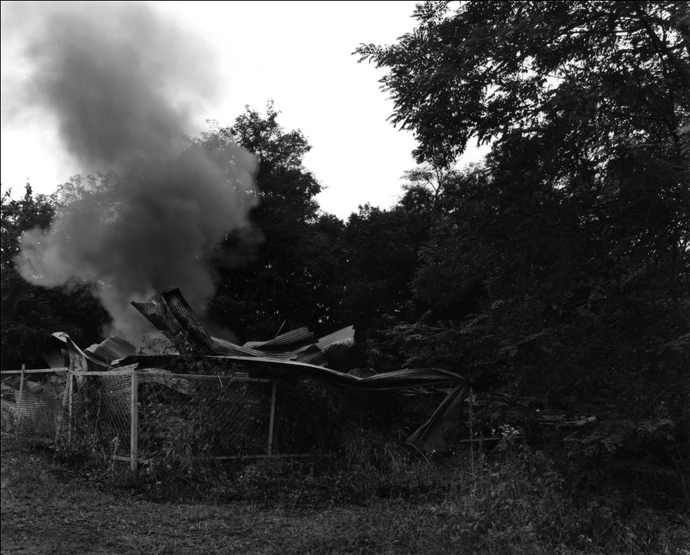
[4,288,468,459]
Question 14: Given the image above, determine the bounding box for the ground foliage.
[2,434,689,555]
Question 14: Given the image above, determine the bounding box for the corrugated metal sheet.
[132,289,358,368]
[47,332,109,372]
[322,339,356,372]
[159,288,218,352]
[210,336,263,357]
[133,288,297,359]
[85,336,137,363]
[42,348,68,369]
[294,344,328,366]
[211,336,295,359]
[244,327,316,352]
[317,326,354,348]
[111,353,463,391]
[131,293,183,334]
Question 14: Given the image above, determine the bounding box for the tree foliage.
[357,0,690,496]
[1,185,104,369]
[206,103,345,340]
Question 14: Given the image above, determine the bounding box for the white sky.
[1,1,486,220]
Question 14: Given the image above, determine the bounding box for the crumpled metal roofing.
[43,333,137,371]
[85,336,137,364]
[42,287,465,451]
[109,353,463,391]
[131,288,358,367]
[244,327,316,352]
[44,332,109,372]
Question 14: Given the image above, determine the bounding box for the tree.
[207,103,345,340]
[341,204,426,332]
[1,185,104,369]
[357,1,690,499]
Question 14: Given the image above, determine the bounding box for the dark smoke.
[6,3,258,342]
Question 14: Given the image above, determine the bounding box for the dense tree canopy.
[357,0,689,492]
[206,103,345,340]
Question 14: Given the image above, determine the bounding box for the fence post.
[68,371,74,443]
[16,364,26,431]
[468,387,474,473]
[130,369,139,471]
[56,359,74,446]
[267,381,277,456]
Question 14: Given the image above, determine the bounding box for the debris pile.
[24,287,465,452]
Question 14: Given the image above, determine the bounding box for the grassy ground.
[2,434,688,555]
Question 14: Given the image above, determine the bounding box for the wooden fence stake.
[267,381,277,456]
[130,369,139,471]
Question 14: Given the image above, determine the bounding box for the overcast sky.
[1,1,486,220]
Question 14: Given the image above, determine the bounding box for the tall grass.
[5,427,689,554]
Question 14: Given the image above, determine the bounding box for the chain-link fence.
[3,366,467,467]
[1,369,69,443]
[67,369,283,468]
[4,367,356,468]
[135,371,276,463]
[3,367,287,467]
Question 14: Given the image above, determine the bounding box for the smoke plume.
[5,3,258,342]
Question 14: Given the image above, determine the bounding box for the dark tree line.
[1,186,105,367]
[2,0,688,503]
[355,0,689,497]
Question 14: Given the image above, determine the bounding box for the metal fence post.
[56,359,74,446]
[130,369,139,471]
[68,371,74,443]
[16,364,26,431]
[267,381,277,456]
[468,388,474,473]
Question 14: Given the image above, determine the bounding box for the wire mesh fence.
[135,372,276,462]
[4,368,346,467]
[1,369,69,443]
[64,371,133,459]
[3,367,466,468]
[73,370,282,467]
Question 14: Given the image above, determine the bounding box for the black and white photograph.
[1,2,689,553]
